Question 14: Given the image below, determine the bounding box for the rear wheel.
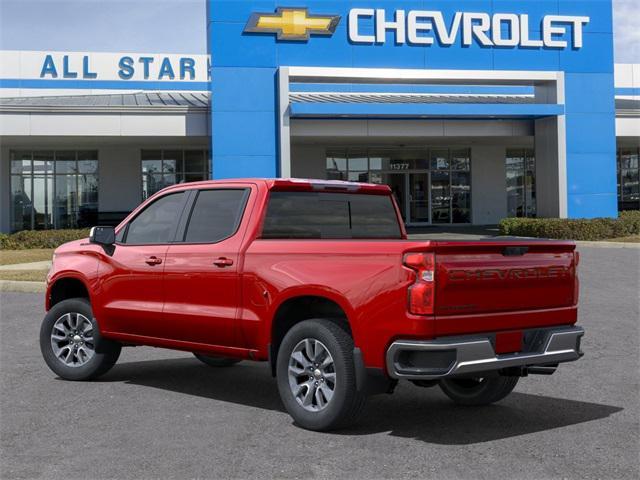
[40,298,121,381]
[276,319,366,431]
[193,353,241,367]
[439,375,519,405]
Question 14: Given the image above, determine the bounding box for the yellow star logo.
[244,8,340,41]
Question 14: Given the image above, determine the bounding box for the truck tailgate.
[433,241,577,331]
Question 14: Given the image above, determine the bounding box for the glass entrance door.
[377,172,430,225]
[409,173,430,224]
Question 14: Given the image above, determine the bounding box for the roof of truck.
[161,178,393,195]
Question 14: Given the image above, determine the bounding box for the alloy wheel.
[287,338,336,412]
[50,312,95,367]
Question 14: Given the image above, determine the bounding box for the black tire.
[193,353,242,367]
[276,319,366,431]
[439,375,519,406]
[40,298,121,381]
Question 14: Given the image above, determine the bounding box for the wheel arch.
[47,275,91,310]
[269,293,353,376]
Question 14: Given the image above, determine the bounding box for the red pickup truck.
[40,178,584,431]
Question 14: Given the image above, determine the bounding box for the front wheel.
[40,298,121,381]
[276,319,366,431]
[439,376,519,406]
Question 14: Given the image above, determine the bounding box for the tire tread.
[276,318,367,431]
[439,375,519,406]
[40,298,120,381]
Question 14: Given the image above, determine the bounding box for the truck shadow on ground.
[99,357,623,445]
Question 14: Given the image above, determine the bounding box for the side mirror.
[89,226,115,246]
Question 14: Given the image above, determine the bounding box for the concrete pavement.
[0,245,638,479]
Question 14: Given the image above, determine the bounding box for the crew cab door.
[162,185,253,347]
[96,191,188,337]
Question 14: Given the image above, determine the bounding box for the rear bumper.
[386,325,584,380]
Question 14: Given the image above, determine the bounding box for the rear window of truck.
[261,191,402,239]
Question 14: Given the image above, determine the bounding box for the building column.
[470,145,508,224]
[0,146,11,233]
[535,116,567,218]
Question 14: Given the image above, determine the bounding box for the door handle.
[145,256,163,266]
[213,257,234,267]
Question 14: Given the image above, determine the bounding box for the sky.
[0,0,638,63]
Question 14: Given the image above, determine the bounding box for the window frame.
[175,187,251,245]
[140,149,210,200]
[116,190,189,246]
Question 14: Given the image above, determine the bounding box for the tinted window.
[183,189,248,243]
[262,192,402,239]
[124,192,184,244]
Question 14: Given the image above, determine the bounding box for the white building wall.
[98,147,143,212]
[0,112,209,137]
[614,64,640,95]
[616,118,640,138]
[614,63,640,143]
[291,119,534,139]
[290,144,326,179]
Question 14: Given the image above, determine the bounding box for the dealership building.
[1,0,639,232]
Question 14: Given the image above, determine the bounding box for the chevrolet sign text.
[348,9,590,49]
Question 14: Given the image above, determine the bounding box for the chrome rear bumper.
[386,325,584,380]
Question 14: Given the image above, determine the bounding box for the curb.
[576,241,640,249]
[0,260,52,271]
[0,280,46,293]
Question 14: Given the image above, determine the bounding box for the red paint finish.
[94,243,168,337]
[45,179,580,373]
[495,331,524,354]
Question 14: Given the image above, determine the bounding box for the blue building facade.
[2,1,637,232]
[208,0,619,221]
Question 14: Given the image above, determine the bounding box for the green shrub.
[498,211,640,240]
[0,229,90,250]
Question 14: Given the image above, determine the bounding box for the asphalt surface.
[1,246,638,479]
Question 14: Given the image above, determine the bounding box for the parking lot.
[1,245,638,479]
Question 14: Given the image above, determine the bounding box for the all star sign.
[0,51,209,83]
[245,7,590,49]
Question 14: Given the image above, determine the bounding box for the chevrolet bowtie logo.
[244,8,340,41]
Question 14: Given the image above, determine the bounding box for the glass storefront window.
[323,147,471,224]
[141,149,210,199]
[11,174,32,231]
[451,149,471,171]
[451,171,471,223]
[348,150,368,182]
[431,171,451,223]
[326,151,347,180]
[10,150,98,231]
[618,147,640,211]
[430,149,449,170]
[506,149,536,218]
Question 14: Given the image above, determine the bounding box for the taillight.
[573,251,580,304]
[404,252,435,315]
